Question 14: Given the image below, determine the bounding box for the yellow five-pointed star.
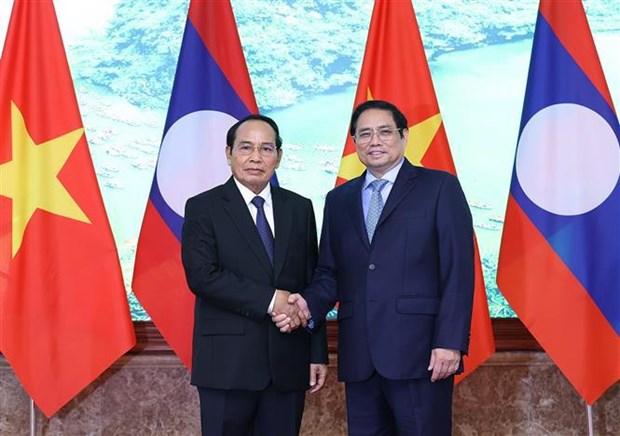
[337,88,444,180]
[0,101,90,257]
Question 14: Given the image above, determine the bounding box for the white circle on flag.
[516,103,619,216]
[156,110,236,217]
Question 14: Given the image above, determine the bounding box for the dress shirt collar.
[363,157,404,190]
[233,178,273,208]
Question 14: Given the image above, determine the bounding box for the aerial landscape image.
[1,0,618,319]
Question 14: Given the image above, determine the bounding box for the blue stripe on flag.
[511,14,620,334]
[148,19,253,240]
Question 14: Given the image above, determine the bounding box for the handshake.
[271,290,311,333]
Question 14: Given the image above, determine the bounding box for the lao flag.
[497,0,620,404]
[132,0,259,367]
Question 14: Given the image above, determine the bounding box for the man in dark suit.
[274,100,474,435]
[182,114,328,436]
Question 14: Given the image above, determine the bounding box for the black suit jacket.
[182,177,327,391]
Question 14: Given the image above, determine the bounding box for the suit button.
[369,264,376,270]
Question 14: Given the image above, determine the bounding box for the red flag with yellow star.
[338,0,494,382]
[0,0,135,417]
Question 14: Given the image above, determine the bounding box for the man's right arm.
[272,194,340,332]
[272,289,306,329]
[181,196,275,319]
[271,293,310,332]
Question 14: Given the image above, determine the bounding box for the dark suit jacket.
[182,177,328,391]
[305,159,474,382]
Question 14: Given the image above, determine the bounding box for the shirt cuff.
[267,290,277,314]
[306,317,315,333]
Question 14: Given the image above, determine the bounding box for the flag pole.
[30,398,36,436]
[587,404,594,436]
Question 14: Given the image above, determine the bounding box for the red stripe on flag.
[455,236,494,383]
[132,201,194,368]
[498,196,620,404]
[540,0,615,111]
[189,2,258,113]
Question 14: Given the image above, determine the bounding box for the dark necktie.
[251,196,274,264]
[366,179,389,242]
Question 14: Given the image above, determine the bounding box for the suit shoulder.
[415,166,460,185]
[326,176,362,200]
[414,165,454,179]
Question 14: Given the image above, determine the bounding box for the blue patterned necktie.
[365,179,389,243]
[251,196,274,264]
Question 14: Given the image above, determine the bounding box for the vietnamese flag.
[0,0,135,417]
[337,0,495,382]
[132,0,260,367]
[497,0,620,404]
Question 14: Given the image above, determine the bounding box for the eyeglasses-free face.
[226,120,282,194]
[353,108,408,178]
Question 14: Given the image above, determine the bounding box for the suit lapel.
[377,159,419,228]
[222,178,273,275]
[345,176,371,249]
[272,186,292,281]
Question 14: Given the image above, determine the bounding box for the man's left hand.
[308,364,327,393]
[427,348,461,382]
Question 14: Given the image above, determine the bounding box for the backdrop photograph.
[1,0,618,320]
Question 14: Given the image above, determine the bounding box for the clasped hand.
[271,291,310,333]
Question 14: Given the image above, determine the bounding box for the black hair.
[349,100,408,138]
[226,114,283,149]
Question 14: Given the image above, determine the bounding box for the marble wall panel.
[1,352,618,435]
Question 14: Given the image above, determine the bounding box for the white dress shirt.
[232,178,278,313]
[233,178,276,236]
[362,158,404,219]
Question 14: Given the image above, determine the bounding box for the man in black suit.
[181,114,328,436]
